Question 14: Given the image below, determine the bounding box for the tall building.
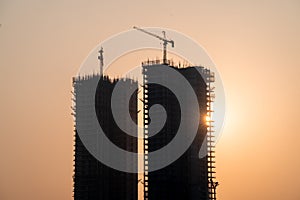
[142,60,216,200]
[72,58,217,200]
[72,75,138,200]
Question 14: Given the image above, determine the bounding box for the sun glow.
[205,115,212,126]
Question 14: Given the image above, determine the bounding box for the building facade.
[142,61,216,200]
[72,75,138,200]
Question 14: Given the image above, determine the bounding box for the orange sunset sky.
[0,1,300,200]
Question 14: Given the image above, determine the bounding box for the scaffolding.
[206,70,218,200]
[143,65,149,200]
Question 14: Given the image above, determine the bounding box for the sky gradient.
[0,0,300,199]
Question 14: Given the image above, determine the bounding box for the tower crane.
[133,26,174,65]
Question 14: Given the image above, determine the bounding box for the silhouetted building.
[72,75,138,200]
[142,61,216,200]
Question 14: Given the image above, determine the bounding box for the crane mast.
[98,47,104,76]
[133,26,174,65]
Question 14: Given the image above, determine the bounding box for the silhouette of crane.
[133,26,174,65]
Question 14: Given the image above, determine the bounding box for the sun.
[205,115,212,126]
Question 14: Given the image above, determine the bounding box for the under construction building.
[72,42,217,199]
[72,75,138,200]
[142,60,216,200]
